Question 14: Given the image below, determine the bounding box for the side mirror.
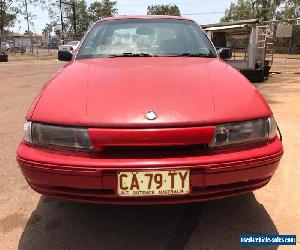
[218,48,232,60]
[58,50,73,61]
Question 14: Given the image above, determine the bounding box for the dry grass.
[8,54,57,61]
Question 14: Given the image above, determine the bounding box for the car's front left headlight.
[23,121,92,150]
[210,117,277,147]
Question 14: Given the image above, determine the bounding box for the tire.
[0,54,8,62]
[263,65,271,78]
[240,69,265,83]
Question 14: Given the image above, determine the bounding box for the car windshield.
[76,18,217,59]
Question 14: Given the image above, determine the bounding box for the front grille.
[99,144,208,158]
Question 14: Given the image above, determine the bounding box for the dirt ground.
[0,60,299,249]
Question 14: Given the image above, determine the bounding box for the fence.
[262,19,300,73]
[0,34,83,61]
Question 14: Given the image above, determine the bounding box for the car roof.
[97,15,194,23]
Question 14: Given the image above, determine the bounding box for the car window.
[77,19,216,59]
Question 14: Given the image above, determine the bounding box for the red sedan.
[17,16,283,205]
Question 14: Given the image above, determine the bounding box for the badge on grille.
[145,110,157,120]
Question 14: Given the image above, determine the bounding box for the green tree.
[277,0,300,19]
[42,0,118,39]
[220,0,256,22]
[220,0,283,22]
[147,4,181,16]
[42,22,53,37]
[45,0,90,39]
[252,0,282,21]
[74,0,90,36]
[0,0,17,35]
[89,0,118,22]
[43,1,71,39]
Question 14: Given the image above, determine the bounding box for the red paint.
[17,15,283,205]
[28,57,271,127]
[88,126,215,150]
[17,139,282,204]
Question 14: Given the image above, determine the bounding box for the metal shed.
[202,19,274,82]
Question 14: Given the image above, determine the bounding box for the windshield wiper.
[107,53,153,58]
[77,53,153,60]
[77,52,216,60]
[164,53,216,58]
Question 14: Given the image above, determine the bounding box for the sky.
[13,0,234,34]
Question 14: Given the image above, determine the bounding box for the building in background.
[12,33,43,46]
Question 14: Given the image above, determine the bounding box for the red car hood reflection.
[28,57,272,127]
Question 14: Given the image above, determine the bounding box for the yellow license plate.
[117,169,190,197]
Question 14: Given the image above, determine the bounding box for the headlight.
[23,121,32,143]
[23,121,92,150]
[210,117,277,147]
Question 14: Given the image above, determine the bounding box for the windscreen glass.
[77,19,216,59]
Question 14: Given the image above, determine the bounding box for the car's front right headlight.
[23,121,92,150]
[209,117,277,147]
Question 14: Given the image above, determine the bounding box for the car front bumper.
[17,138,283,205]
